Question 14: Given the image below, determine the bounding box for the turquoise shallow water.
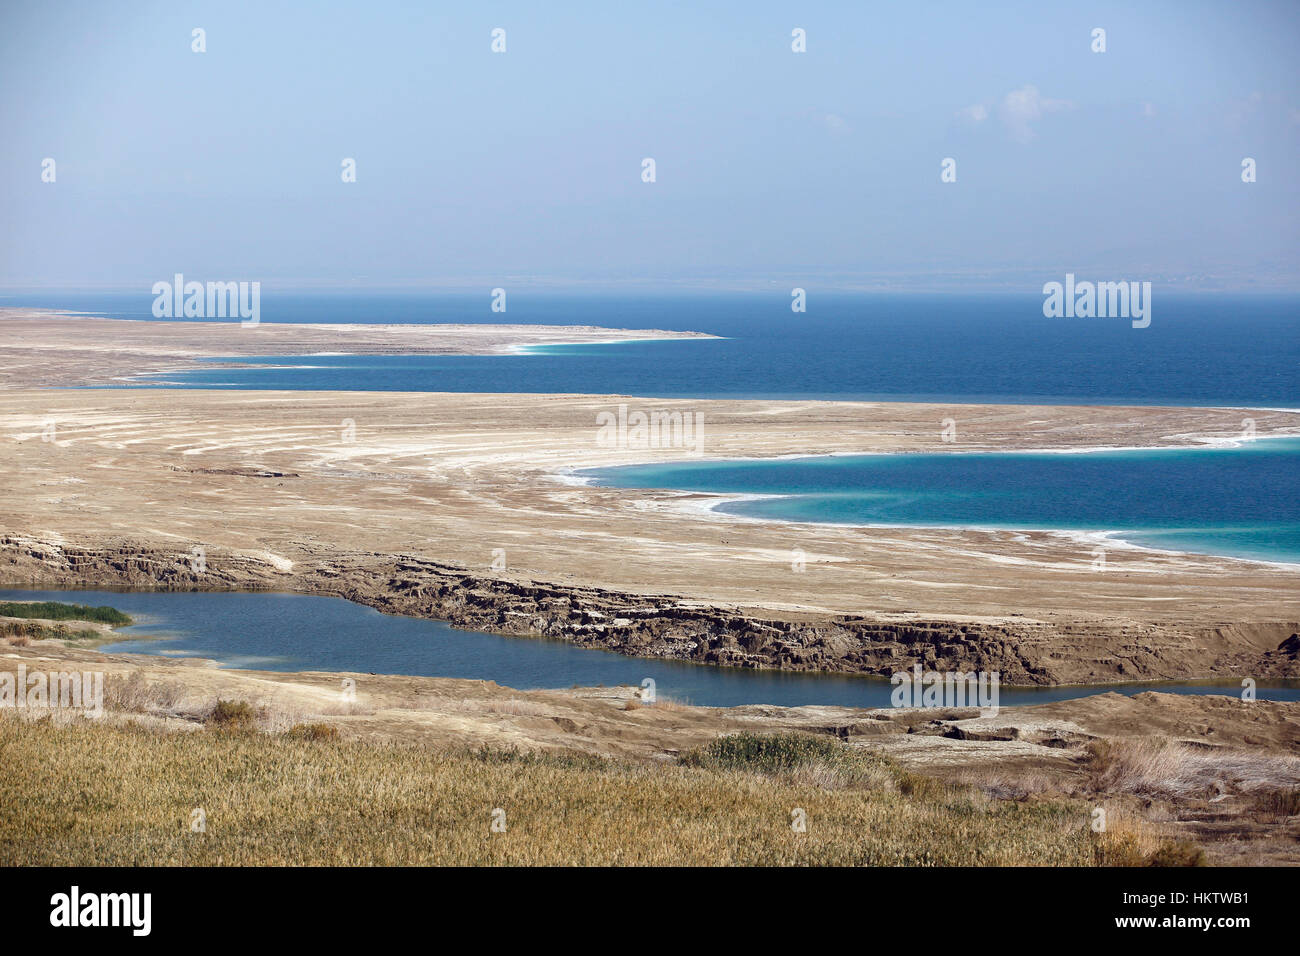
[582,438,1300,564]
[2,589,1295,706]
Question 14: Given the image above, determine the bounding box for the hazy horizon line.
[3,276,1299,296]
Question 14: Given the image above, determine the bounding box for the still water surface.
[3,589,1293,707]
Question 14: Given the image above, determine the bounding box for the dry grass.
[681,732,898,793]
[479,699,552,717]
[951,768,1057,801]
[1085,738,1300,799]
[1,619,99,644]
[1253,787,1300,822]
[0,715,1098,866]
[104,671,189,715]
[285,722,341,742]
[647,696,693,712]
[408,694,552,718]
[1088,810,1206,867]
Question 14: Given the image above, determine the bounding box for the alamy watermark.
[596,404,704,455]
[890,665,999,716]
[1042,274,1151,328]
[1,665,104,718]
[50,886,150,936]
[151,274,260,326]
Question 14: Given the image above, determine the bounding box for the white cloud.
[958,103,989,123]
[823,113,849,134]
[999,84,1072,143]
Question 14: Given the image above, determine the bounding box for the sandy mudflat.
[2,369,1298,683]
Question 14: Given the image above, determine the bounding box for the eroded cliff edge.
[4,534,1296,686]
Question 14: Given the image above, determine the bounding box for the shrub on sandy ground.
[951,768,1056,801]
[647,696,692,711]
[681,732,900,792]
[1086,739,1185,794]
[105,671,187,714]
[1,620,98,644]
[1253,787,1300,821]
[1,621,40,642]
[1089,811,1204,867]
[105,675,313,731]
[1090,813,1159,866]
[681,732,843,772]
[896,769,953,801]
[1147,841,1207,867]
[622,694,690,712]
[207,699,258,730]
[285,722,340,741]
[0,715,1097,866]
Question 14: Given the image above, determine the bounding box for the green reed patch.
[0,601,132,626]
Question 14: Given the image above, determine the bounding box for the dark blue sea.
[5,290,1297,406]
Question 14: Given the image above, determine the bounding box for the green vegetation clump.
[680,731,948,797]
[679,732,844,772]
[0,601,131,626]
[207,699,258,729]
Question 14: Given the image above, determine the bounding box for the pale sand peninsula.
[0,308,718,387]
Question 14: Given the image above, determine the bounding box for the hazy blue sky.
[2,0,1297,290]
